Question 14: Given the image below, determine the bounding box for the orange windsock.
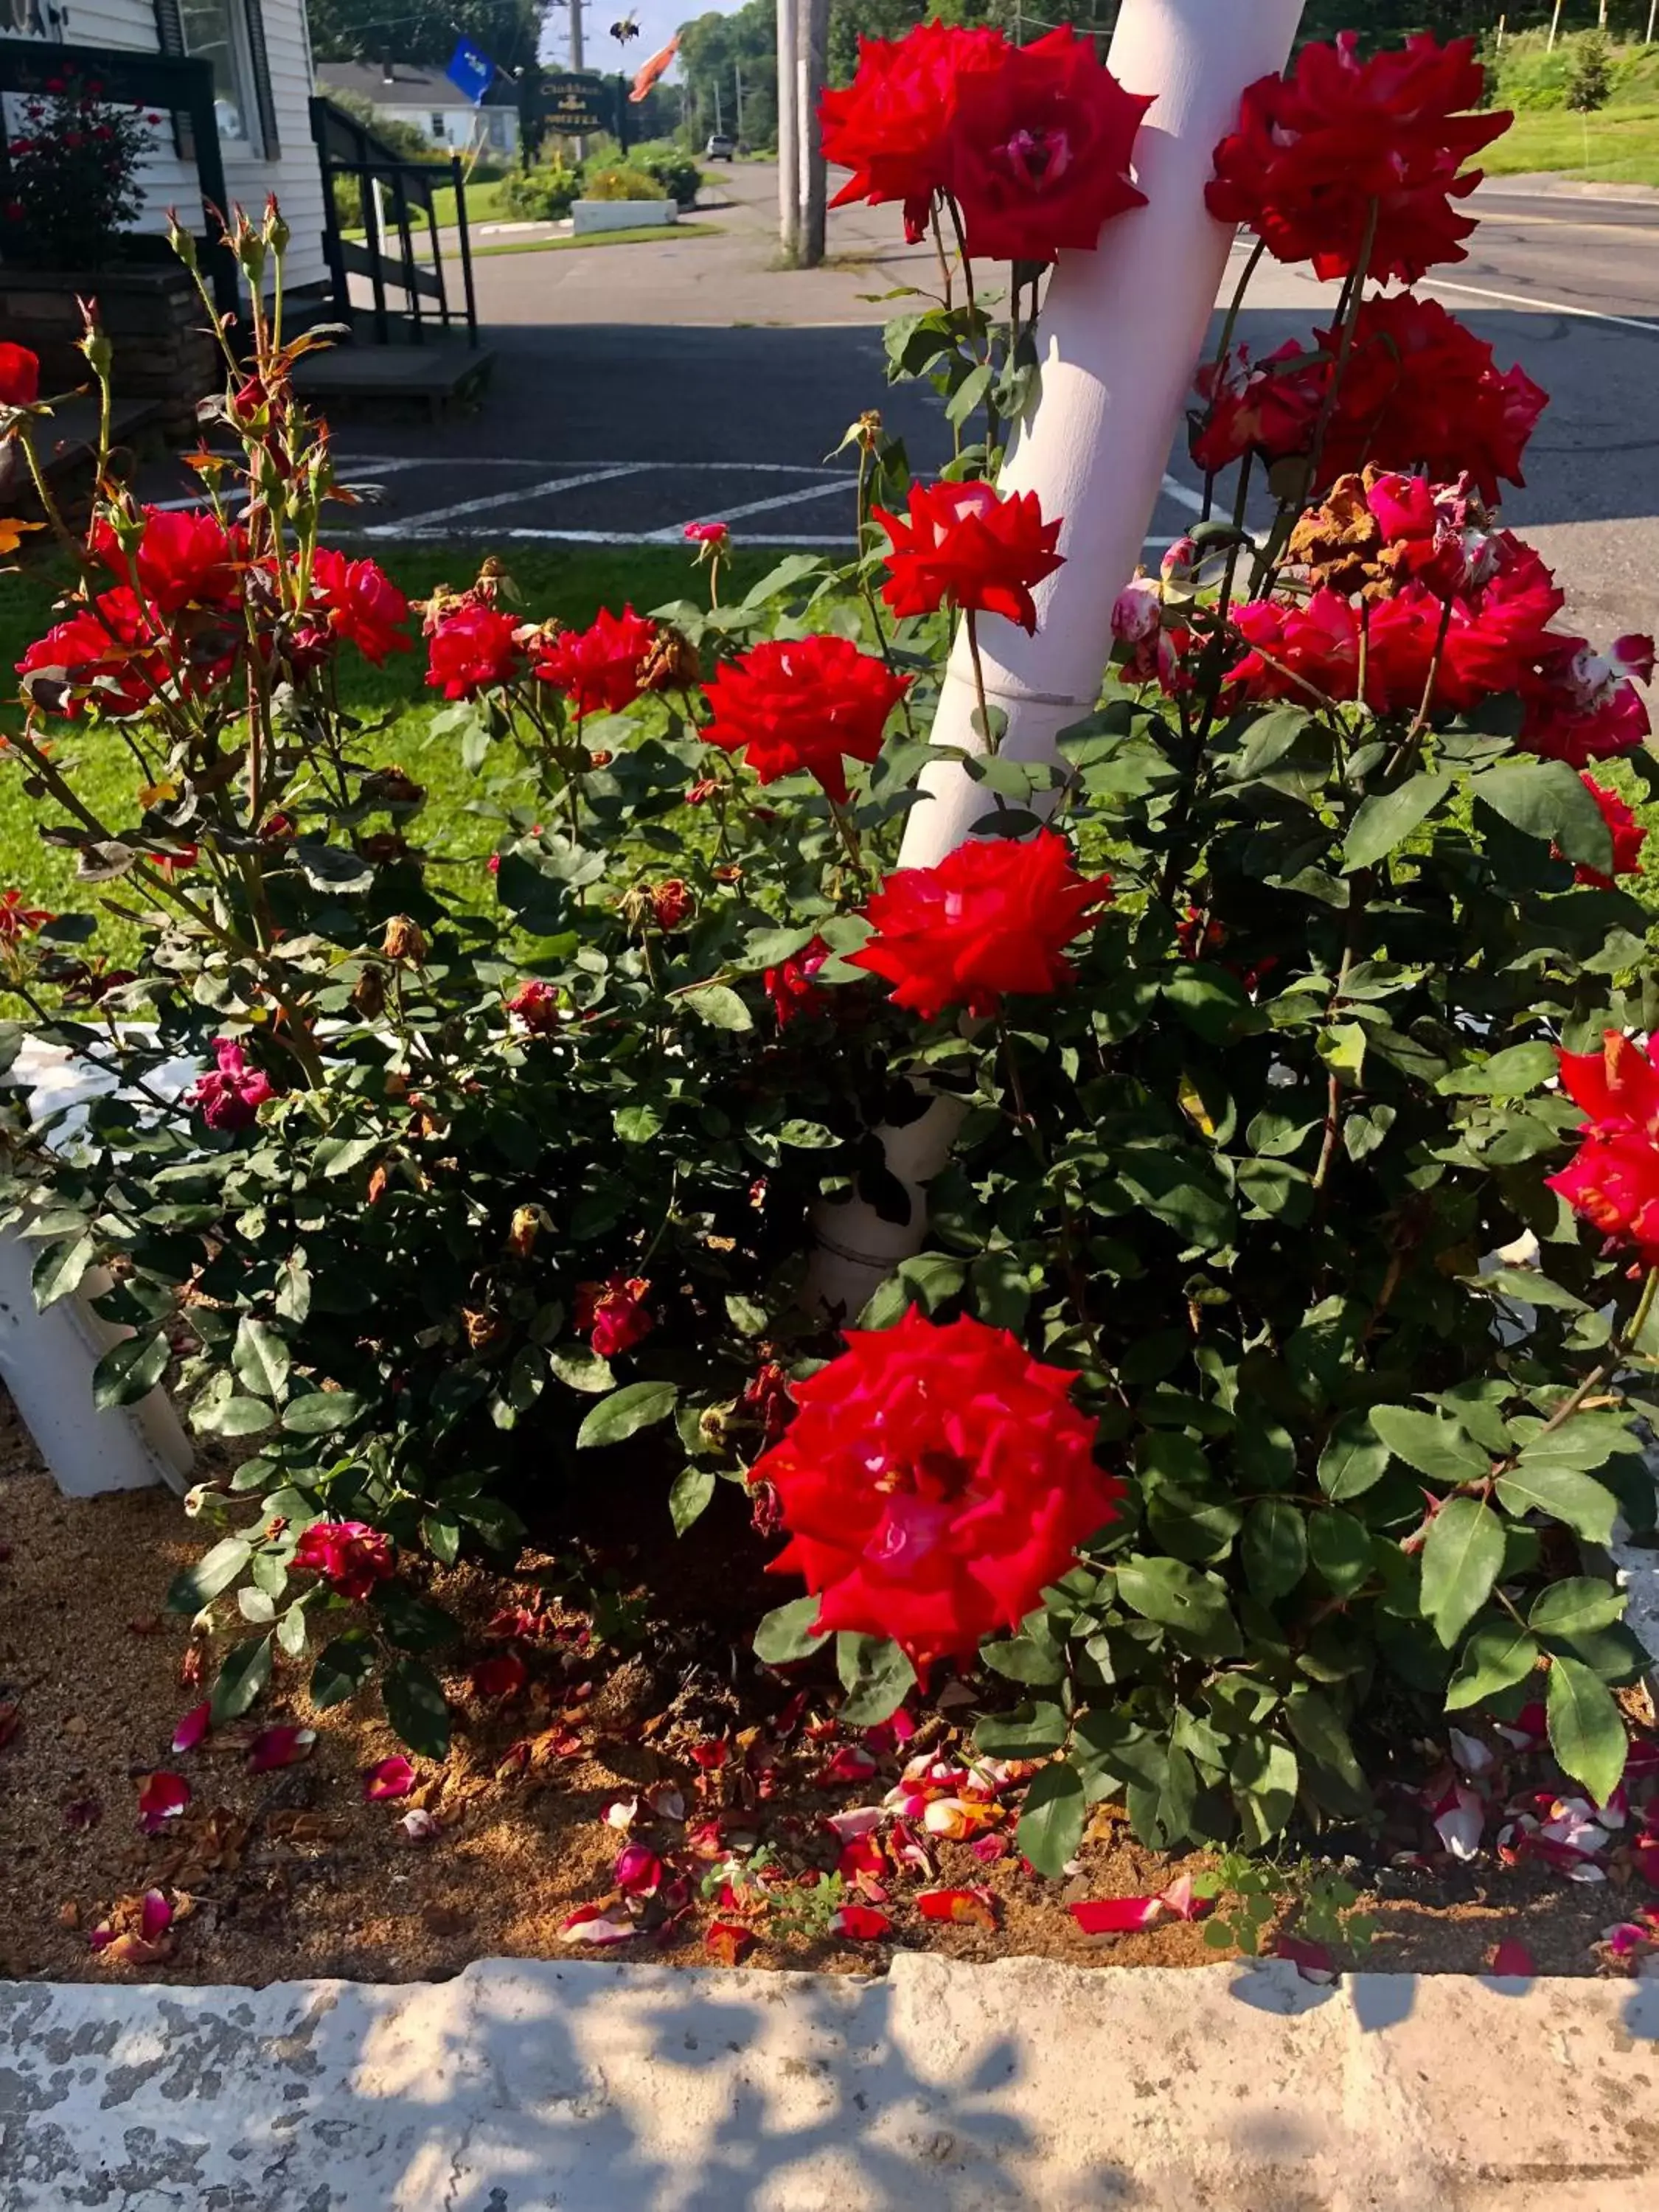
[630,35,678,102]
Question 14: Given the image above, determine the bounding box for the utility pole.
[1599,0,1609,28]
[797,0,828,266]
[734,62,743,145]
[1548,0,1563,51]
[714,78,723,133]
[1649,0,1658,44]
[568,0,585,161]
[777,0,800,260]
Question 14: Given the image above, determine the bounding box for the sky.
[538,0,749,77]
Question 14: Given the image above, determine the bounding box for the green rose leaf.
[1114,1557,1242,1656]
[754,1595,829,1666]
[1342,771,1449,872]
[835,1632,916,1727]
[1241,1498,1307,1604]
[1545,1652,1627,1807]
[209,1633,274,1724]
[232,1315,291,1401]
[1015,1758,1085,1879]
[669,1464,716,1536]
[1445,1620,1540,1711]
[1419,1497,1506,1648]
[310,1631,378,1709]
[1317,1410,1391,1500]
[384,1655,452,1761]
[91,1330,170,1410]
[1370,1405,1489,1486]
[167,1534,253,1614]
[577,1380,680,1449]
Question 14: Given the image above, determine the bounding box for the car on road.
[705,132,735,161]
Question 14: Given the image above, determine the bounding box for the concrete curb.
[3,1955,1656,2209]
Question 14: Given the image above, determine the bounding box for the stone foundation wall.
[0,262,220,439]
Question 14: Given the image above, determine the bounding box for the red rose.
[683,520,730,549]
[1321,294,1547,504]
[1567,775,1646,890]
[1520,633,1654,768]
[765,936,832,1028]
[575,1274,653,1360]
[874,480,1064,636]
[650,878,693,931]
[1190,339,1327,477]
[183,1037,275,1132]
[309,546,411,665]
[847,827,1110,1020]
[89,507,240,616]
[533,603,655,717]
[293,1518,395,1602]
[821,20,1008,243]
[507,978,561,1034]
[0,888,54,940]
[946,27,1151,265]
[1207,33,1509,287]
[750,1307,1124,1673]
[700,636,910,804]
[1548,1034,1659,1264]
[0,341,40,408]
[425,603,525,700]
[17,588,167,718]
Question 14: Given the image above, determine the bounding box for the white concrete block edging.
[571,198,678,234]
[2,1955,1656,2211]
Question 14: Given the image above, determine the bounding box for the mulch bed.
[1,1387,1654,1989]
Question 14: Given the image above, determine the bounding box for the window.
[431,112,447,139]
[179,0,252,147]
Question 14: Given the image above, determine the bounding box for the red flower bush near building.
[1550,1037,1659,1266]
[874,481,1065,634]
[700,635,911,801]
[748,1308,1124,1672]
[534,603,657,717]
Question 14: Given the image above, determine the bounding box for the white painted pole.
[806,0,1307,1318]
[1549,1,1564,53]
[776,0,801,260]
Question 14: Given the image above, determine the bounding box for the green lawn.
[1486,102,1659,187]
[0,543,774,940]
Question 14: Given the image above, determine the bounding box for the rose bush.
[1,24,1656,1883]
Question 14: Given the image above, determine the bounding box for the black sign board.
[541,72,611,133]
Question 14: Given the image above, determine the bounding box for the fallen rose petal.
[364,1755,417,1802]
[706,1919,755,1966]
[1604,1921,1655,1958]
[100,1931,173,1966]
[1432,1781,1486,1862]
[62,1797,102,1832]
[248,1726,316,1773]
[644,1783,686,1823]
[831,1904,894,1941]
[400,1808,441,1843]
[970,1834,1009,1865]
[0,1701,19,1752]
[615,1844,663,1897]
[815,1745,878,1787]
[471,1651,528,1701]
[684,1817,728,1860]
[559,1906,638,1946]
[1490,1938,1537,1978]
[823,1805,885,1843]
[170,1701,211,1755]
[603,1795,641,1830]
[919,1886,998,1930]
[136,1771,190,1833]
[1274,1935,1336,1983]
[1071,1896,1163,1935]
[140,1889,174,1941]
[1448,1727,1497,1780]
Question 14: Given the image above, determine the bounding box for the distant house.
[1,0,330,296]
[314,58,519,160]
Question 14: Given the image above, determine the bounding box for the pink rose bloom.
[184,1038,275,1132]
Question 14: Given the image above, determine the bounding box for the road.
[225,164,1659,641]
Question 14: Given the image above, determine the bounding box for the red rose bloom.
[1568,775,1646,890]
[947,26,1151,265]
[184,1038,275,1133]
[1207,33,1510,286]
[700,636,910,804]
[1190,340,1326,477]
[847,827,1110,1020]
[308,546,411,665]
[750,1307,1123,1673]
[425,603,526,700]
[1521,633,1654,768]
[650,878,693,931]
[765,936,832,1027]
[874,479,1065,635]
[1319,294,1548,504]
[89,507,242,616]
[0,341,41,408]
[293,1518,395,1602]
[18,588,170,718]
[575,1274,653,1360]
[821,20,1008,243]
[1548,1034,1659,1265]
[507,978,561,1034]
[534,603,655,717]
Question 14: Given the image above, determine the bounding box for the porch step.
[292,336,495,421]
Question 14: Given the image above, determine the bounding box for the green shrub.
[582,163,668,203]
[499,157,582,220]
[628,141,706,208]
[1567,29,1615,114]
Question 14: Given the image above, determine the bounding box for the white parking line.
[1161,471,1206,517]
[650,479,852,542]
[1419,275,1659,335]
[360,463,652,537]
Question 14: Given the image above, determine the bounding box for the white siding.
[375,100,515,156]
[46,0,327,293]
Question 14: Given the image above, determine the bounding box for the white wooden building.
[2,0,328,295]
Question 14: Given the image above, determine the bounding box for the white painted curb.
[1,1956,1655,2209]
[571,200,678,234]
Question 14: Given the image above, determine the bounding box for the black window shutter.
[152,0,197,164]
[242,0,281,156]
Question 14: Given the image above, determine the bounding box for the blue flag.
[445,38,495,106]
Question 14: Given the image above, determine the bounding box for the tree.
[308,0,546,72]
[678,1,778,148]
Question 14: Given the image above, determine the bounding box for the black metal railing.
[0,38,237,318]
[309,97,479,349]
